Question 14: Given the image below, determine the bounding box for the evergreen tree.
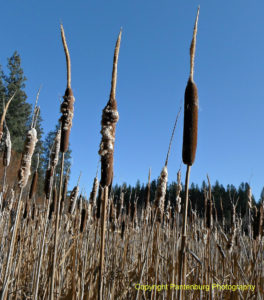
[0,65,5,102]
[3,51,31,152]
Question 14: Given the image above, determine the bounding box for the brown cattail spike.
[182,8,199,166]
[60,88,75,153]
[29,171,38,199]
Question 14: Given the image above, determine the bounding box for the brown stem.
[50,152,65,300]
[98,186,108,300]
[1,187,23,300]
[178,165,191,300]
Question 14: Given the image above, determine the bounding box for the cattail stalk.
[50,24,74,300]
[178,7,199,300]
[98,29,122,300]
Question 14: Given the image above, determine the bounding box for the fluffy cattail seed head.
[18,128,38,188]
[99,30,121,188]
[3,125,11,167]
[60,88,74,153]
[154,166,168,222]
[68,185,79,214]
[50,128,61,167]
[89,176,98,206]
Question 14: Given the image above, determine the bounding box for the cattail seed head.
[44,168,53,199]
[68,185,79,214]
[182,79,198,166]
[80,208,87,233]
[29,171,38,199]
[60,88,75,153]
[3,125,11,167]
[61,171,69,204]
[99,30,121,188]
[89,176,98,206]
[50,128,61,168]
[18,128,38,188]
[182,8,199,166]
[154,166,168,222]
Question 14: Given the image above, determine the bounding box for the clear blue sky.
[1,1,264,201]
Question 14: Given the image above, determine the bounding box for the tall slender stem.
[50,152,65,300]
[98,186,108,300]
[178,165,191,300]
[1,187,23,300]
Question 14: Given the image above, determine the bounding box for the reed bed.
[0,7,263,300]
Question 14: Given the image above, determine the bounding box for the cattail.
[178,8,200,298]
[247,186,252,209]
[182,9,199,166]
[44,168,53,199]
[18,128,38,189]
[60,25,75,153]
[29,171,38,199]
[154,166,168,222]
[89,176,99,206]
[61,168,70,204]
[3,124,11,167]
[97,30,122,300]
[98,30,121,188]
[29,154,39,199]
[176,170,182,213]
[68,185,79,214]
[252,205,263,240]
[50,128,61,168]
[49,187,57,220]
[80,208,87,233]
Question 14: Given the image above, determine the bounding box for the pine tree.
[0,65,5,102]
[3,51,31,152]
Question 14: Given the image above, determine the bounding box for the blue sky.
[1,1,264,200]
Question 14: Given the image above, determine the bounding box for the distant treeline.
[110,179,262,226]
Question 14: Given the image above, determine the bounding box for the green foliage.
[2,51,31,152]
